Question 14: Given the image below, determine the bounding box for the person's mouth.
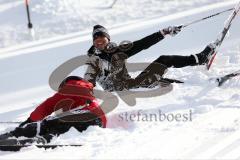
[97,43,103,46]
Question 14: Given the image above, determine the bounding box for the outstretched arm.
[29,93,65,122]
[19,93,66,127]
[125,26,182,58]
[125,31,165,58]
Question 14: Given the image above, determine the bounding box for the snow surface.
[0,0,240,159]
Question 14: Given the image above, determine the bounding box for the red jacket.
[29,79,107,127]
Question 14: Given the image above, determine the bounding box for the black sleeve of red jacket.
[125,31,165,58]
[18,117,34,127]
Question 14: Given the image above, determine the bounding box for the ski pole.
[0,122,22,124]
[25,0,32,29]
[25,0,35,38]
[109,0,118,8]
[179,8,234,28]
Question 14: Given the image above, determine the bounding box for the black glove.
[161,26,182,36]
[19,117,34,127]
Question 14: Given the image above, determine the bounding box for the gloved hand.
[19,117,34,127]
[161,26,182,36]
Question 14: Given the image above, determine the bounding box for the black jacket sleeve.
[125,31,165,58]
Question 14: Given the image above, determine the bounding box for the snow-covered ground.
[0,0,240,159]
[0,0,229,49]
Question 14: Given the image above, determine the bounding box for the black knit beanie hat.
[92,25,110,40]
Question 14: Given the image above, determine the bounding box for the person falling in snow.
[84,25,216,91]
[0,76,107,145]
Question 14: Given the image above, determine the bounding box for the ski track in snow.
[0,0,240,159]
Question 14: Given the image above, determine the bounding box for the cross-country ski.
[216,69,240,86]
[207,1,240,70]
[0,138,82,151]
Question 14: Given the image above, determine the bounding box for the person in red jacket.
[0,76,106,144]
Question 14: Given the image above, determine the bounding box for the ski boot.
[193,43,216,65]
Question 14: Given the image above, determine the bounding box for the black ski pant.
[155,55,197,68]
[128,55,196,88]
[8,112,103,143]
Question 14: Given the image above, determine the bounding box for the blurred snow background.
[0,0,228,48]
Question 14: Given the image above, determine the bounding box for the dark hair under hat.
[92,25,110,40]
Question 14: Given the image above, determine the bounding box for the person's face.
[93,36,109,50]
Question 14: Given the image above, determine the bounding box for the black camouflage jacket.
[84,31,165,91]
